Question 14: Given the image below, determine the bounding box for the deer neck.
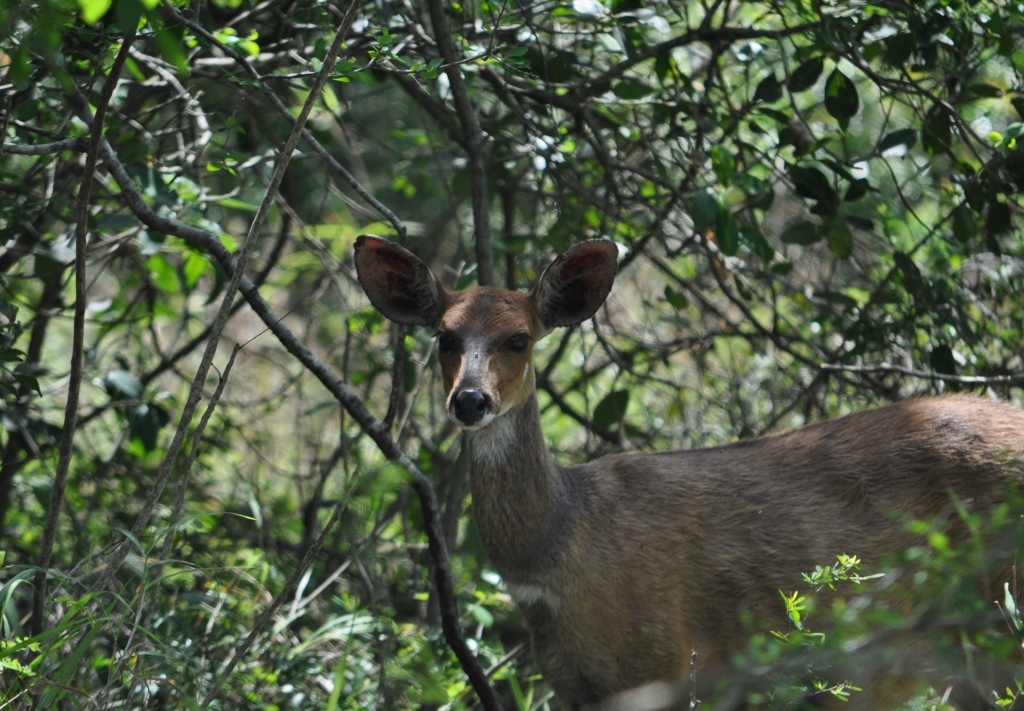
[466,391,572,582]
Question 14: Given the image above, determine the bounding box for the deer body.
[354,235,1024,710]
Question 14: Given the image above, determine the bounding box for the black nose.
[452,389,492,425]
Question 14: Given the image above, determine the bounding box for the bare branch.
[94,65,504,711]
[425,0,495,285]
[820,363,1024,387]
[31,29,137,638]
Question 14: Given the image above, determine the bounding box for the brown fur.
[353,235,1024,710]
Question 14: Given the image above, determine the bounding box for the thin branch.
[1,137,90,155]
[95,65,504,711]
[165,3,409,242]
[389,70,467,147]
[819,363,1024,387]
[425,0,494,285]
[31,29,137,637]
[97,0,360,590]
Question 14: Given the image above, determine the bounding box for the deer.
[353,234,1024,710]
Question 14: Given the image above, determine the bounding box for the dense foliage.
[0,0,1022,707]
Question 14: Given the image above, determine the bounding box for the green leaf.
[844,179,870,202]
[77,0,112,24]
[715,205,739,256]
[155,27,189,75]
[967,82,1002,99]
[951,205,975,243]
[843,215,873,232]
[922,104,952,155]
[146,254,179,293]
[756,107,791,125]
[612,80,652,100]
[986,200,1011,236]
[470,604,494,627]
[878,128,917,154]
[820,159,855,182]
[711,145,735,186]
[716,204,741,257]
[741,226,774,263]
[13,374,40,397]
[593,389,629,429]
[691,189,718,232]
[789,166,839,216]
[780,221,821,245]
[1012,97,1024,121]
[216,197,260,212]
[753,74,782,103]
[115,0,144,34]
[825,218,853,258]
[824,69,859,130]
[894,251,929,304]
[128,403,170,451]
[104,370,143,400]
[183,251,208,288]
[8,49,30,90]
[664,286,689,310]
[352,71,376,87]
[788,57,824,92]
[883,33,915,66]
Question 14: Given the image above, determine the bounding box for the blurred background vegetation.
[0,0,1022,707]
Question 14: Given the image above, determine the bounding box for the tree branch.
[32,29,137,637]
[425,0,494,285]
[95,85,504,711]
[819,363,1024,387]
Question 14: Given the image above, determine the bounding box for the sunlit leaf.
[77,0,112,24]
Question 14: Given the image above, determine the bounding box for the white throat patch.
[469,411,518,470]
[505,580,559,609]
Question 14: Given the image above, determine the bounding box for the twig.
[31,29,137,638]
[819,363,1024,387]
[93,46,503,711]
[201,495,349,707]
[98,0,356,588]
[425,0,494,285]
[1,137,90,155]
[164,2,409,243]
[158,343,241,564]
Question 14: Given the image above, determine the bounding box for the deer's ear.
[531,240,619,330]
[354,235,446,327]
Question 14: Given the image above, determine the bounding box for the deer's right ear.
[354,235,445,327]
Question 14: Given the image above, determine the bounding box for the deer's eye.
[436,332,457,353]
[505,333,530,352]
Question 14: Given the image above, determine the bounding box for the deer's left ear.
[530,240,619,331]
[354,235,447,327]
